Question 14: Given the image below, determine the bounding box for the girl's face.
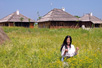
[67,37,70,45]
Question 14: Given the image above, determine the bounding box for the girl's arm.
[61,46,66,56]
[75,47,79,54]
[63,49,68,56]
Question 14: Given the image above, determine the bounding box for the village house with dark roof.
[79,13,102,27]
[37,8,79,28]
[0,10,35,28]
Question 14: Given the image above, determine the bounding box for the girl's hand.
[65,49,68,52]
[76,47,79,50]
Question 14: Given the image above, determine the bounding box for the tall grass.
[0,27,102,68]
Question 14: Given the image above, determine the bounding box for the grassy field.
[0,27,102,68]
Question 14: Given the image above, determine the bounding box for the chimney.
[62,7,65,11]
[90,12,92,16]
[16,10,19,15]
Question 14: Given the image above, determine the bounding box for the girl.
[60,35,79,61]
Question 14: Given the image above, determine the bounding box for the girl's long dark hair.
[60,35,72,51]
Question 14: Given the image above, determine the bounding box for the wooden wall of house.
[80,22,93,27]
[0,22,8,26]
[9,22,14,26]
[0,23,4,26]
[15,22,29,27]
[29,22,34,28]
[94,24,102,27]
[50,21,80,28]
[0,22,14,26]
[38,22,51,28]
[0,22,34,28]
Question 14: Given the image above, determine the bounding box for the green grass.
[0,26,102,68]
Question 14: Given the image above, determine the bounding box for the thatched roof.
[79,13,102,24]
[37,8,78,22]
[0,10,35,23]
[0,27,10,44]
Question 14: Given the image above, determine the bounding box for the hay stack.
[0,27,10,44]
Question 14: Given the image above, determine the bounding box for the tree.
[37,11,42,20]
[20,17,24,26]
[28,18,31,22]
[75,16,80,18]
[28,18,31,27]
[20,17,24,22]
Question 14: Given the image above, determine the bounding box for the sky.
[0,0,102,21]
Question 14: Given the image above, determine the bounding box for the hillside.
[0,27,102,68]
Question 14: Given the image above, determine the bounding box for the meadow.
[0,26,102,68]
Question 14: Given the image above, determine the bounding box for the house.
[0,10,35,28]
[37,8,79,28]
[79,13,102,27]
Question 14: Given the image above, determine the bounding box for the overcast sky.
[0,0,102,21]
